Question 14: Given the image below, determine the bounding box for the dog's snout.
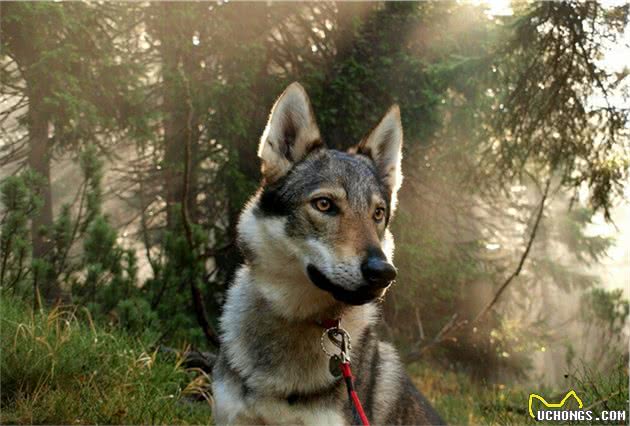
[361,256,397,288]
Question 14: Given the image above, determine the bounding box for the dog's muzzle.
[306,256,396,306]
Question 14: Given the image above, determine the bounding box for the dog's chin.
[306,264,386,306]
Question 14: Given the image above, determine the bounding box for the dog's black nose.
[361,256,397,288]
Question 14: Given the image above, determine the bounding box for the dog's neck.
[221,266,378,396]
[246,258,342,319]
[244,263,379,352]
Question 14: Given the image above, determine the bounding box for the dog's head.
[239,82,403,310]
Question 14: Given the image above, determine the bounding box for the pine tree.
[1,2,144,304]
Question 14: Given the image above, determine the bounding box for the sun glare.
[468,0,514,17]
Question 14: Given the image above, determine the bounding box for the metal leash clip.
[320,326,352,377]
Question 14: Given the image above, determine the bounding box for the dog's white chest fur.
[213,382,344,426]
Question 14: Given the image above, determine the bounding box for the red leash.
[340,361,370,426]
[320,319,370,426]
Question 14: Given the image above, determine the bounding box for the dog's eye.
[312,197,333,213]
[373,207,385,222]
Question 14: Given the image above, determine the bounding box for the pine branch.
[407,177,552,361]
[472,177,551,324]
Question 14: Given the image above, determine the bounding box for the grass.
[0,295,212,425]
[409,358,629,425]
[1,293,627,425]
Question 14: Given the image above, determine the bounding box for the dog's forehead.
[287,149,386,205]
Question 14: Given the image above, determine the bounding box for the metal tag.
[329,354,342,377]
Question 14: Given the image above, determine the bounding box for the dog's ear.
[353,105,403,203]
[258,82,323,183]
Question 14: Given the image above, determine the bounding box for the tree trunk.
[3,2,62,304]
[158,22,200,231]
[162,81,201,230]
[162,104,186,230]
[27,97,60,304]
[160,34,187,230]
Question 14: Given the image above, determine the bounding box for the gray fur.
[212,83,445,425]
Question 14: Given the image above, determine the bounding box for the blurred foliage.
[0,0,628,392]
[579,288,629,371]
[0,2,146,145]
[486,2,630,219]
[582,288,629,335]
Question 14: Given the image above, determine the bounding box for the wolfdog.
[212,82,444,425]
